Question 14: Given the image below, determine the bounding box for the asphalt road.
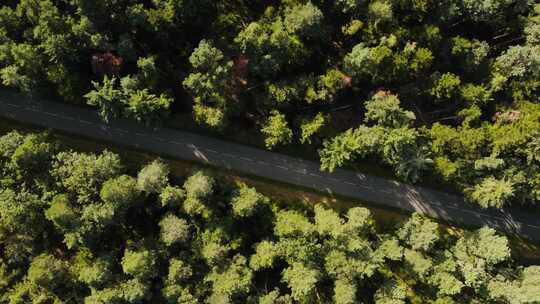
[1,90,539,242]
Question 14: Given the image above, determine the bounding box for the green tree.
[249,240,279,271]
[374,280,406,304]
[205,254,253,300]
[488,266,540,304]
[160,185,185,208]
[230,184,268,218]
[10,133,54,176]
[159,214,190,246]
[364,91,415,128]
[125,89,172,124]
[274,210,315,238]
[333,278,357,304]
[84,77,124,122]
[344,43,393,82]
[137,159,169,194]
[51,150,122,205]
[45,194,78,232]
[100,175,140,208]
[261,110,293,149]
[430,72,461,101]
[0,189,45,236]
[283,2,324,38]
[166,258,193,284]
[74,250,113,288]
[469,177,514,208]
[450,37,489,72]
[183,40,233,128]
[300,113,326,144]
[319,126,385,172]
[397,213,439,251]
[183,171,214,217]
[121,248,158,280]
[282,262,320,302]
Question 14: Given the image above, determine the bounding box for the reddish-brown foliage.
[91,52,123,77]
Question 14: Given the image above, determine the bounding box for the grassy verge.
[1,118,539,264]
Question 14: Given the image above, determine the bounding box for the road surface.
[1,90,539,241]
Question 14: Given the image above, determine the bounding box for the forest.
[0,130,538,304]
[2,1,540,303]
[1,1,540,209]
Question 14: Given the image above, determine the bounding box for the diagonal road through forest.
[1,90,539,242]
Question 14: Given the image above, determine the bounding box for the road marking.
[43,111,73,120]
[113,128,128,134]
[155,137,167,142]
[443,204,504,221]
[2,101,539,238]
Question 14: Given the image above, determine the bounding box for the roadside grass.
[1,118,539,264]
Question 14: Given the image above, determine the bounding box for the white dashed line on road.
[113,128,128,134]
[3,98,539,241]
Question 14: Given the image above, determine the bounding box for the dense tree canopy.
[0,130,538,303]
[1,0,540,210]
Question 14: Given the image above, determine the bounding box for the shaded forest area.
[0,131,539,304]
[1,0,540,209]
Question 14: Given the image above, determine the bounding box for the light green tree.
[469,177,514,208]
[364,91,415,128]
[137,159,169,194]
[283,2,324,38]
[51,150,122,205]
[261,110,293,149]
[397,213,439,251]
[159,214,190,246]
[374,280,407,304]
[183,40,233,128]
[230,184,268,218]
[300,113,326,144]
[282,262,320,302]
[121,248,158,280]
